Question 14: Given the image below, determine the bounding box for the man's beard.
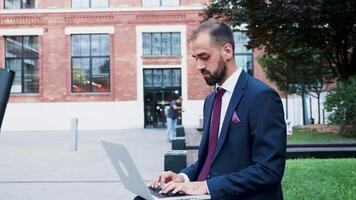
[201,57,227,86]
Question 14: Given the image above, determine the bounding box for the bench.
[164,127,356,173]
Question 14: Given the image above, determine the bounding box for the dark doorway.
[143,68,181,128]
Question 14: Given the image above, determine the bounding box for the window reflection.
[142,0,180,7]
[5,0,36,9]
[142,32,181,56]
[144,69,181,88]
[234,32,253,76]
[72,0,108,8]
[71,34,110,93]
[5,36,39,93]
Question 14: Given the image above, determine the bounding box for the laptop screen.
[0,69,14,130]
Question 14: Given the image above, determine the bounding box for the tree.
[203,0,356,82]
[324,76,356,126]
[258,47,332,124]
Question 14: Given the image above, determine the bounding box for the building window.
[72,0,108,8]
[144,68,181,88]
[234,32,253,76]
[142,0,180,7]
[143,32,181,56]
[4,0,36,9]
[5,36,39,93]
[71,34,110,93]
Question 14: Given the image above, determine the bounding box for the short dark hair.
[190,19,235,53]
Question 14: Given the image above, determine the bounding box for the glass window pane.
[72,58,90,92]
[101,35,110,56]
[234,32,252,53]
[4,0,21,9]
[79,35,90,56]
[92,58,110,92]
[161,33,171,55]
[143,33,152,55]
[92,34,109,56]
[5,36,39,93]
[153,69,162,87]
[23,59,39,93]
[142,0,159,7]
[23,36,39,58]
[162,0,180,6]
[6,37,22,58]
[72,34,110,93]
[23,0,36,8]
[162,69,171,87]
[91,35,100,56]
[144,69,153,87]
[172,69,181,87]
[171,33,181,55]
[152,33,161,55]
[6,59,22,93]
[72,35,90,56]
[235,55,253,76]
[71,35,81,56]
[72,0,89,8]
[91,0,108,8]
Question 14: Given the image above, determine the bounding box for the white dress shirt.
[216,67,242,138]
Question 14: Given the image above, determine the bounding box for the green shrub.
[324,76,356,126]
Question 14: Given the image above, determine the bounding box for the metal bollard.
[70,118,78,151]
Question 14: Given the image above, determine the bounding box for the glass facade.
[72,0,108,8]
[4,0,36,9]
[71,34,110,93]
[234,32,254,76]
[142,32,181,56]
[5,36,39,93]
[142,0,180,7]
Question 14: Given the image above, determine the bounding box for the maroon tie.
[197,87,225,181]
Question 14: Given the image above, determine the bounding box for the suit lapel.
[212,70,249,163]
[198,92,215,160]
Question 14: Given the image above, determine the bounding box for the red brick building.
[0,0,298,131]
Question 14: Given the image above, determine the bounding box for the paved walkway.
[0,129,171,200]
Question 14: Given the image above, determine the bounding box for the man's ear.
[222,43,233,60]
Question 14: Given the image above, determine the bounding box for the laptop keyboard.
[148,186,188,198]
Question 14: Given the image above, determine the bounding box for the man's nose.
[196,61,205,71]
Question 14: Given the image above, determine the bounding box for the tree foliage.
[203,0,356,82]
[324,76,356,125]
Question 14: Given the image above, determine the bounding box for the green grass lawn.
[283,158,356,200]
[287,128,356,143]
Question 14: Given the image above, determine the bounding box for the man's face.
[191,32,227,86]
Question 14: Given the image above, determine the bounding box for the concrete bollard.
[171,137,186,150]
[70,118,78,151]
[164,150,187,173]
[176,125,185,137]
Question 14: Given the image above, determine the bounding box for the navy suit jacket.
[181,70,286,200]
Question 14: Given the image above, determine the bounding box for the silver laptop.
[101,139,210,200]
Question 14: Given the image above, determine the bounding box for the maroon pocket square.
[231,111,240,125]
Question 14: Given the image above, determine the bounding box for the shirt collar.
[216,67,242,93]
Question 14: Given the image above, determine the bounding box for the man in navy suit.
[150,19,287,200]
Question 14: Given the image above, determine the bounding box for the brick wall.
[0,2,284,103]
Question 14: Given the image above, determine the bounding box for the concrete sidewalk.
[0,129,171,200]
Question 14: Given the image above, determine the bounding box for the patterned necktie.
[197,87,226,181]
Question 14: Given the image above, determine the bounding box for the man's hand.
[160,181,208,195]
[150,171,185,188]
